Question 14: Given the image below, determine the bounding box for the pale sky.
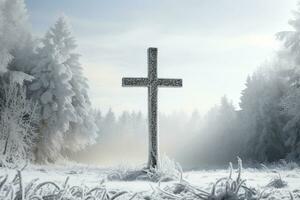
[26,0,297,115]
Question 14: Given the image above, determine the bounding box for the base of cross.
[148,149,158,169]
[107,167,175,182]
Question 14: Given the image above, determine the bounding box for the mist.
[70,97,241,170]
[70,110,201,168]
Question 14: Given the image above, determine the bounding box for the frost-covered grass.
[0,170,133,200]
[148,158,262,200]
[266,173,288,189]
[107,155,182,182]
[0,159,300,199]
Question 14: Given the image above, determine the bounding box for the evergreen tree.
[239,66,288,162]
[60,18,98,152]
[93,109,103,136]
[29,17,77,162]
[101,108,117,139]
[118,111,131,135]
[277,3,300,160]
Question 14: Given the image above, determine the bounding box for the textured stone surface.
[122,47,183,169]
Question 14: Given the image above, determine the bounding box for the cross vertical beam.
[122,47,182,169]
[148,48,158,168]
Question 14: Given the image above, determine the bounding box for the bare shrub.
[266,173,288,188]
[0,81,39,168]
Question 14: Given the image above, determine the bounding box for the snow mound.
[107,155,182,182]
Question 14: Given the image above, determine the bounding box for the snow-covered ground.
[1,162,300,199]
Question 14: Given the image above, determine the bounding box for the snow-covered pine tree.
[62,18,98,152]
[102,108,117,138]
[181,96,240,167]
[239,66,288,162]
[118,111,131,135]
[29,17,77,163]
[29,17,97,161]
[210,96,239,163]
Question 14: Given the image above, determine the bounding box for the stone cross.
[122,47,183,169]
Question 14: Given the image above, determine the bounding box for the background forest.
[2,0,300,169]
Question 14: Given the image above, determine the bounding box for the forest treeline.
[2,0,300,168]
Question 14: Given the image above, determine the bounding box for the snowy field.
[1,162,300,199]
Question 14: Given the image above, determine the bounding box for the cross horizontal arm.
[122,77,149,87]
[157,78,183,87]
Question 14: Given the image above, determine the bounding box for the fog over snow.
[26,0,297,114]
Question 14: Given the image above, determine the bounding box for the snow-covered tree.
[207,96,239,163]
[0,0,30,74]
[239,65,288,162]
[118,111,132,135]
[131,111,147,138]
[63,20,98,151]
[0,81,38,167]
[277,3,300,160]
[29,17,77,163]
[101,108,117,138]
[29,17,97,162]
[180,96,241,167]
